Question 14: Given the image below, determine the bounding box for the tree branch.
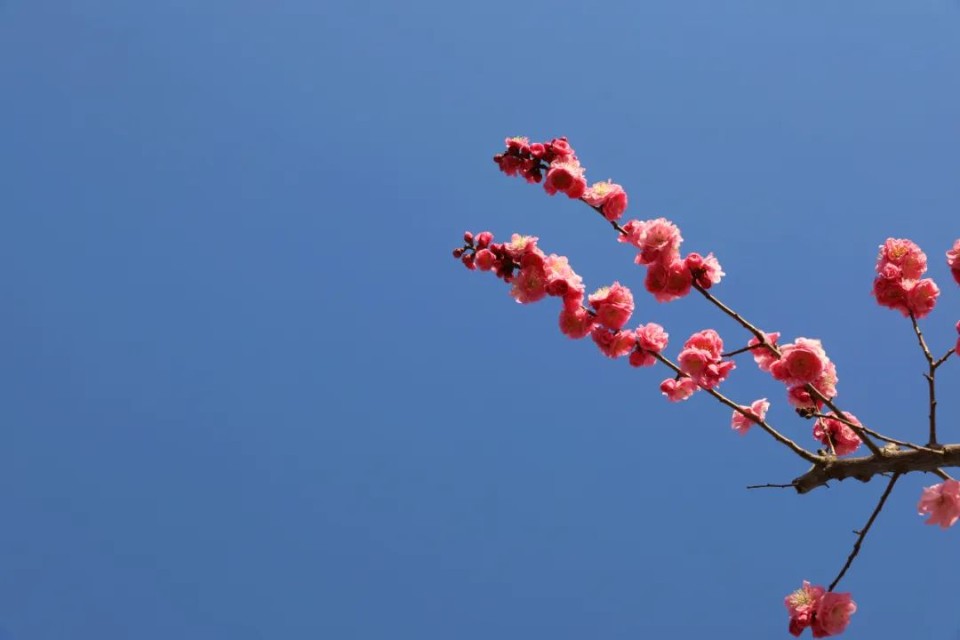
[792,445,959,494]
[828,473,899,591]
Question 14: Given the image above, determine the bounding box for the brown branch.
[934,348,955,368]
[909,313,941,447]
[828,473,899,591]
[792,444,960,494]
[692,282,775,352]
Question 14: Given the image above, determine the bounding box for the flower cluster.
[661,329,736,401]
[454,231,668,365]
[812,413,862,456]
[917,479,960,529]
[493,136,630,221]
[769,337,839,411]
[872,238,940,318]
[785,582,856,637]
[618,218,724,302]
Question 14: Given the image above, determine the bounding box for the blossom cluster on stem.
[871,238,939,318]
[785,582,856,637]
[453,231,669,367]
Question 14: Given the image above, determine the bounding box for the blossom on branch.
[588,282,635,330]
[583,180,628,221]
[748,331,781,372]
[872,237,939,318]
[917,479,960,529]
[659,376,698,402]
[730,398,769,435]
[813,413,863,456]
[677,329,735,389]
[785,581,856,637]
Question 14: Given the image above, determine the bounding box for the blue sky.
[1,1,959,638]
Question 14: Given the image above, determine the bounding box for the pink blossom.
[871,275,910,316]
[543,254,584,299]
[543,160,587,199]
[635,218,683,265]
[785,581,825,637]
[678,348,714,379]
[683,252,724,289]
[503,234,541,261]
[748,331,781,372]
[877,238,927,279]
[509,263,548,304]
[582,180,628,221]
[475,231,494,249]
[947,239,960,286]
[475,248,496,271]
[628,349,656,367]
[558,307,595,340]
[644,258,693,303]
[731,398,769,435]
[591,327,636,358]
[635,323,669,354]
[547,136,575,161]
[505,136,531,153]
[813,413,862,456]
[678,329,734,389]
[617,219,645,248]
[562,289,584,312]
[917,479,960,529]
[810,361,839,401]
[810,591,856,637]
[683,329,724,360]
[905,277,939,319]
[660,377,698,402]
[678,356,734,390]
[786,385,817,410]
[770,338,827,386]
[588,282,635,330]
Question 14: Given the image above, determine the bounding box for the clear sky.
[1,1,959,638]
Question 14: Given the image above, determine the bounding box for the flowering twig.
[809,414,941,454]
[809,391,884,457]
[652,353,821,464]
[828,473,900,591]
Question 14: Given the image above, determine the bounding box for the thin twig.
[828,473,899,591]
[909,312,940,447]
[721,344,765,358]
[934,468,955,481]
[692,282,775,351]
[746,482,796,489]
[934,348,955,368]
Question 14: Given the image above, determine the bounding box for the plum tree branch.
[792,445,959,494]
[828,473,899,591]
